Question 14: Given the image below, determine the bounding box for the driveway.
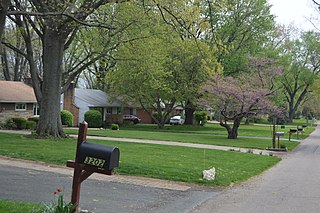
[192,125,320,213]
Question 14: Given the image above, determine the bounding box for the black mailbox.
[290,128,297,133]
[302,125,307,128]
[297,128,303,132]
[275,132,284,136]
[78,142,120,170]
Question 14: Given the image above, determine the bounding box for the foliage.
[194,111,208,126]
[12,117,27,130]
[84,110,102,128]
[0,132,280,187]
[34,188,76,213]
[60,110,73,127]
[205,0,275,75]
[203,57,283,139]
[26,120,37,130]
[4,118,16,129]
[111,123,120,130]
[278,31,320,122]
[28,117,39,123]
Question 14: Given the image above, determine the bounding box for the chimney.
[63,82,75,112]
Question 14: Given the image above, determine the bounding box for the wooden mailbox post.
[67,121,120,212]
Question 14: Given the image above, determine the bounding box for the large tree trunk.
[184,100,195,125]
[219,117,242,139]
[0,0,10,42]
[36,28,65,137]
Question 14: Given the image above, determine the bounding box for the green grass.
[0,133,280,187]
[0,200,38,213]
[64,123,307,151]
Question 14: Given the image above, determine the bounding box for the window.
[33,103,40,116]
[106,107,112,114]
[129,108,137,115]
[117,107,122,114]
[15,103,26,111]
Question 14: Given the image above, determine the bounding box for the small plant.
[194,111,208,126]
[26,120,37,130]
[259,151,263,155]
[111,123,119,130]
[35,188,77,213]
[61,110,73,127]
[28,117,39,123]
[269,153,273,156]
[12,117,27,129]
[4,118,17,129]
[84,110,102,128]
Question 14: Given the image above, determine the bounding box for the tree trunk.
[36,28,65,137]
[228,117,242,139]
[184,100,195,125]
[0,0,10,42]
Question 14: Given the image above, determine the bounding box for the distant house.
[62,84,153,126]
[0,80,39,124]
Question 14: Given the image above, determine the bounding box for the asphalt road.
[0,164,219,213]
[192,125,320,213]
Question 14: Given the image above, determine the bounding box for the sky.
[268,0,318,31]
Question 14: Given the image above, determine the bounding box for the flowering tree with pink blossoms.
[204,57,283,139]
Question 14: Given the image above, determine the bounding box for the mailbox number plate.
[84,156,105,168]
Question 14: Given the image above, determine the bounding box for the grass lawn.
[64,123,307,151]
[0,133,280,187]
[0,200,38,213]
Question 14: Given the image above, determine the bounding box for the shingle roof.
[75,88,122,107]
[0,81,37,103]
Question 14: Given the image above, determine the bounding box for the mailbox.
[297,128,303,132]
[302,125,307,128]
[290,128,297,133]
[78,142,120,170]
[275,132,284,136]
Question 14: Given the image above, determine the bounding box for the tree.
[3,0,128,137]
[280,31,320,122]
[205,0,275,75]
[107,4,216,128]
[204,57,282,139]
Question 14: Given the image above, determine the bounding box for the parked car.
[169,116,185,125]
[123,115,141,124]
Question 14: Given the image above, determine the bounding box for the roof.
[75,88,123,107]
[0,81,37,103]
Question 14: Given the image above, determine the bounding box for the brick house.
[0,80,39,124]
[62,84,154,126]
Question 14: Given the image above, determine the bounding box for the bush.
[194,111,208,126]
[60,110,73,127]
[28,117,39,123]
[4,118,17,129]
[84,110,102,128]
[111,123,119,130]
[26,120,37,130]
[12,117,27,130]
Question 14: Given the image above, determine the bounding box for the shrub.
[194,111,208,126]
[60,110,73,127]
[28,117,39,123]
[12,117,27,130]
[26,120,37,130]
[4,118,16,129]
[84,110,102,128]
[111,123,119,130]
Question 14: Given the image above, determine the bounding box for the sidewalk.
[0,129,287,156]
[192,125,320,213]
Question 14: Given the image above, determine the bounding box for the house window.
[106,107,112,114]
[117,107,122,114]
[33,103,40,116]
[15,103,26,111]
[130,108,136,115]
